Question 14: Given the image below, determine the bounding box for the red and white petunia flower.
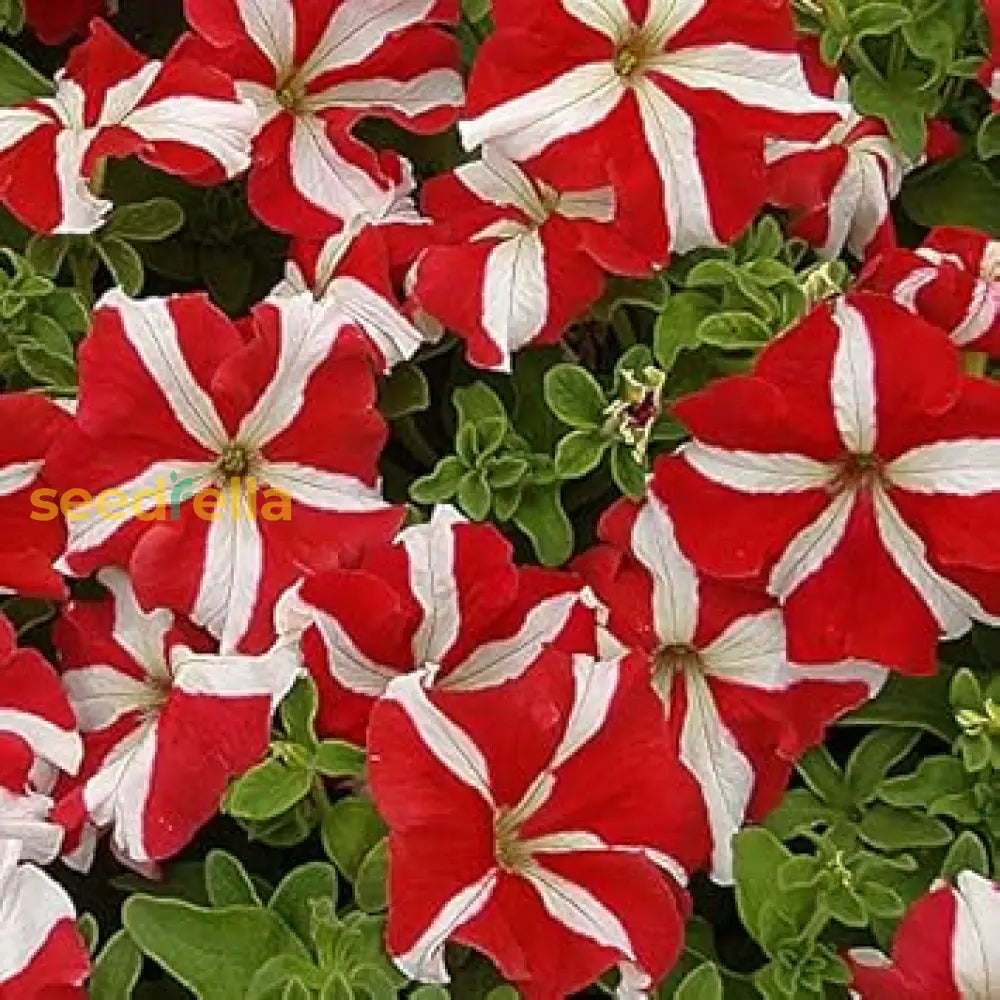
[0,613,82,864]
[24,0,115,45]
[863,227,1000,357]
[368,652,706,998]
[0,21,257,236]
[52,569,301,869]
[980,0,1000,110]
[271,219,428,372]
[766,41,957,261]
[0,393,70,600]
[459,0,844,266]
[409,149,654,371]
[574,492,885,884]
[276,505,594,745]
[848,871,1000,999]
[47,289,403,653]
[182,0,465,238]
[656,292,1000,675]
[0,840,89,999]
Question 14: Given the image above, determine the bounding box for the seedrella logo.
[30,474,293,522]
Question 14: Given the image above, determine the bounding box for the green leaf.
[796,747,851,810]
[841,670,959,742]
[851,70,931,162]
[268,863,339,948]
[486,456,528,489]
[653,291,715,370]
[15,340,76,388]
[97,237,145,296]
[204,851,261,908]
[849,3,911,39]
[454,382,507,428]
[106,199,185,242]
[25,235,70,278]
[354,838,389,914]
[610,444,647,499]
[514,482,572,567]
[554,430,608,479]
[544,364,607,429]
[200,245,253,315]
[281,678,320,750]
[462,0,491,23]
[941,831,990,880]
[78,913,100,954]
[410,987,451,1000]
[901,158,1000,237]
[697,311,771,350]
[90,930,144,1000]
[410,456,465,504]
[248,956,323,1000]
[765,788,842,840]
[380,362,430,420]
[675,963,723,1000]
[477,416,507,458]
[950,668,982,712]
[321,797,387,881]
[315,740,365,778]
[732,828,793,945]
[456,468,491,520]
[0,44,53,104]
[859,803,954,850]
[845,729,920,805]
[879,755,969,808]
[225,757,312,821]
[124,898,308,1000]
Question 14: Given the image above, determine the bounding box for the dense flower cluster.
[0,0,999,997]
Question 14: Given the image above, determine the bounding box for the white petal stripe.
[460,62,623,159]
[831,299,877,455]
[99,290,228,451]
[58,461,216,566]
[302,0,442,81]
[679,671,754,885]
[561,0,633,43]
[768,489,855,601]
[682,442,836,494]
[402,505,464,666]
[886,440,1000,496]
[952,871,1000,998]
[383,672,494,804]
[172,641,300,706]
[0,853,77,982]
[441,591,581,692]
[523,862,636,959]
[873,486,1000,637]
[631,493,699,646]
[191,488,263,652]
[0,709,82,776]
[633,77,720,254]
[310,603,402,697]
[698,609,788,690]
[327,276,425,368]
[306,70,465,118]
[259,463,391,513]
[0,460,41,498]
[482,230,549,372]
[393,872,498,984]
[235,0,296,75]
[550,655,620,770]
[61,667,153,732]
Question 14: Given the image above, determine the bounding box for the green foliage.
[411,381,572,565]
[0,249,87,390]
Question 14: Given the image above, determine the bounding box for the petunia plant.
[1,1,1000,999]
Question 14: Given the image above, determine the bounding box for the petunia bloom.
[368,653,705,998]
[765,39,956,261]
[0,613,82,864]
[182,0,465,238]
[0,393,70,600]
[656,292,1000,674]
[848,871,1000,999]
[460,0,844,266]
[271,219,428,372]
[0,21,257,235]
[276,505,594,745]
[863,226,1000,357]
[47,289,403,653]
[52,569,301,869]
[0,840,89,999]
[574,491,885,883]
[409,149,646,371]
